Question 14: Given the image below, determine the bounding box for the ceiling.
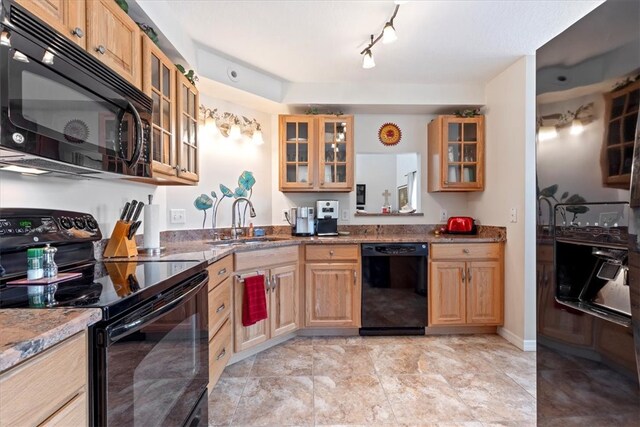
[140,0,602,86]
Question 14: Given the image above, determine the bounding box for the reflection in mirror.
[355,153,421,213]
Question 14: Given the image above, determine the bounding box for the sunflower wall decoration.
[378,123,401,146]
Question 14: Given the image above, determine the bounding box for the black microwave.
[0,0,152,179]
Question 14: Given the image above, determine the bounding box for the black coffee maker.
[315,200,339,236]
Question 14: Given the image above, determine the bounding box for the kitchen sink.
[208,237,287,246]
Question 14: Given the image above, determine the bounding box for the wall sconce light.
[360,3,402,69]
[199,104,264,145]
[536,102,594,141]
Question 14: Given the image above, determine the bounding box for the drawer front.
[430,243,501,260]
[208,318,232,391]
[41,391,87,427]
[235,245,298,271]
[0,331,87,427]
[305,244,359,261]
[208,276,231,336]
[208,255,233,290]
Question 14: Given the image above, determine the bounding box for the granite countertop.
[0,308,102,372]
[113,227,506,264]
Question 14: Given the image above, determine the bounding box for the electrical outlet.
[439,209,448,222]
[341,209,349,221]
[282,209,289,222]
[510,207,518,223]
[170,209,186,224]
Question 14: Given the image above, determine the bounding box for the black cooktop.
[0,260,205,320]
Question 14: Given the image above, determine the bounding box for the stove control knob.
[86,218,98,231]
[59,217,73,230]
[73,218,86,229]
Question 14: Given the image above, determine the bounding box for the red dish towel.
[242,275,268,327]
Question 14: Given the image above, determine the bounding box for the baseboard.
[497,327,536,351]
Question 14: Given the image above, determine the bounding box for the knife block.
[103,220,138,258]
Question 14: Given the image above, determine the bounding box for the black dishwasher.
[360,243,428,335]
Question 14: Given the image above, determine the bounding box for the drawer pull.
[216,303,225,313]
[218,268,227,276]
[216,348,226,360]
[463,248,470,254]
[96,45,106,55]
[329,250,334,255]
[72,27,84,38]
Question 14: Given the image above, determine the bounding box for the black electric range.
[0,208,209,427]
[0,259,205,320]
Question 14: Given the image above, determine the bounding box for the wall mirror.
[355,153,421,215]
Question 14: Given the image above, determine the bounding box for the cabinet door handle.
[216,348,226,360]
[271,275,277,290]
[353,270,357,285]
[216,303,225,313]
[71,27,84,38]
[461,269,466,282]
[463,248,470,254]
[96,45,106,55]
[218,268,227,276]
[266,277,271,292]
[444,180,449,185]
[467,267,472,282]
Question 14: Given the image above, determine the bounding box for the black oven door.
[0,5,151,178]
[94,272,209,427]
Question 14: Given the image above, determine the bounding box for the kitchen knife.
[131,201,144,223]
[125,200,137,222]
[120,201,131,221]
[128,221,142,240]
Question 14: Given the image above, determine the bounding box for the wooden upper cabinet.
[142,36,179,182]
[318,116,354,191]
[86,0,141,88]
[279,114,353,192]
[16,0,86,48]
[601,80,640,188]
[428,115,485,192]
[176,73,199,183]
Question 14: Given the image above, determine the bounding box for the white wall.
[0,172,166,236]
[356,154,398,212]
[165,93,275,231]
[271,113,469,226]
[468,56,537,350]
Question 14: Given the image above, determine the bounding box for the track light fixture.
[360,2,401,69]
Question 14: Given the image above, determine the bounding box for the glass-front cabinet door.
[441,116,484,191]
[319,116,353,191]
[176,73,199,183]
[280,116,316,190]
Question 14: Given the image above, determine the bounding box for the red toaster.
[445,217,477,234]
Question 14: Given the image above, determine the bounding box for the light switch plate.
[341,209,349,221]
[510,207,518,223]
[440,210,448,222]
[170,209,186,224]
[282,209,289,222]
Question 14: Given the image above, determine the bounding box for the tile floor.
[207,334,537,426]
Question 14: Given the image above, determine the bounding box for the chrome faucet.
[537,196,554,233]
[231,197,256,239]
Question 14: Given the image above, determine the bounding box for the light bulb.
[570,119,584,135]
[229,123,241,139]
[538,126,557,142]
[252,129,264,145]
[382,22,397,44]
[362,49,375,69]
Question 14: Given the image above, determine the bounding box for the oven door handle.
[125,100,144,170]
[106,274,207,343]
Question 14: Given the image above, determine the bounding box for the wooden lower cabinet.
[234,263,300,352]
[0,331,88,426]
[305,263,360,327]
[429,243,503,327]
[207,256,233,392]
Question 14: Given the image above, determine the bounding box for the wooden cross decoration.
[382,189,391,206]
